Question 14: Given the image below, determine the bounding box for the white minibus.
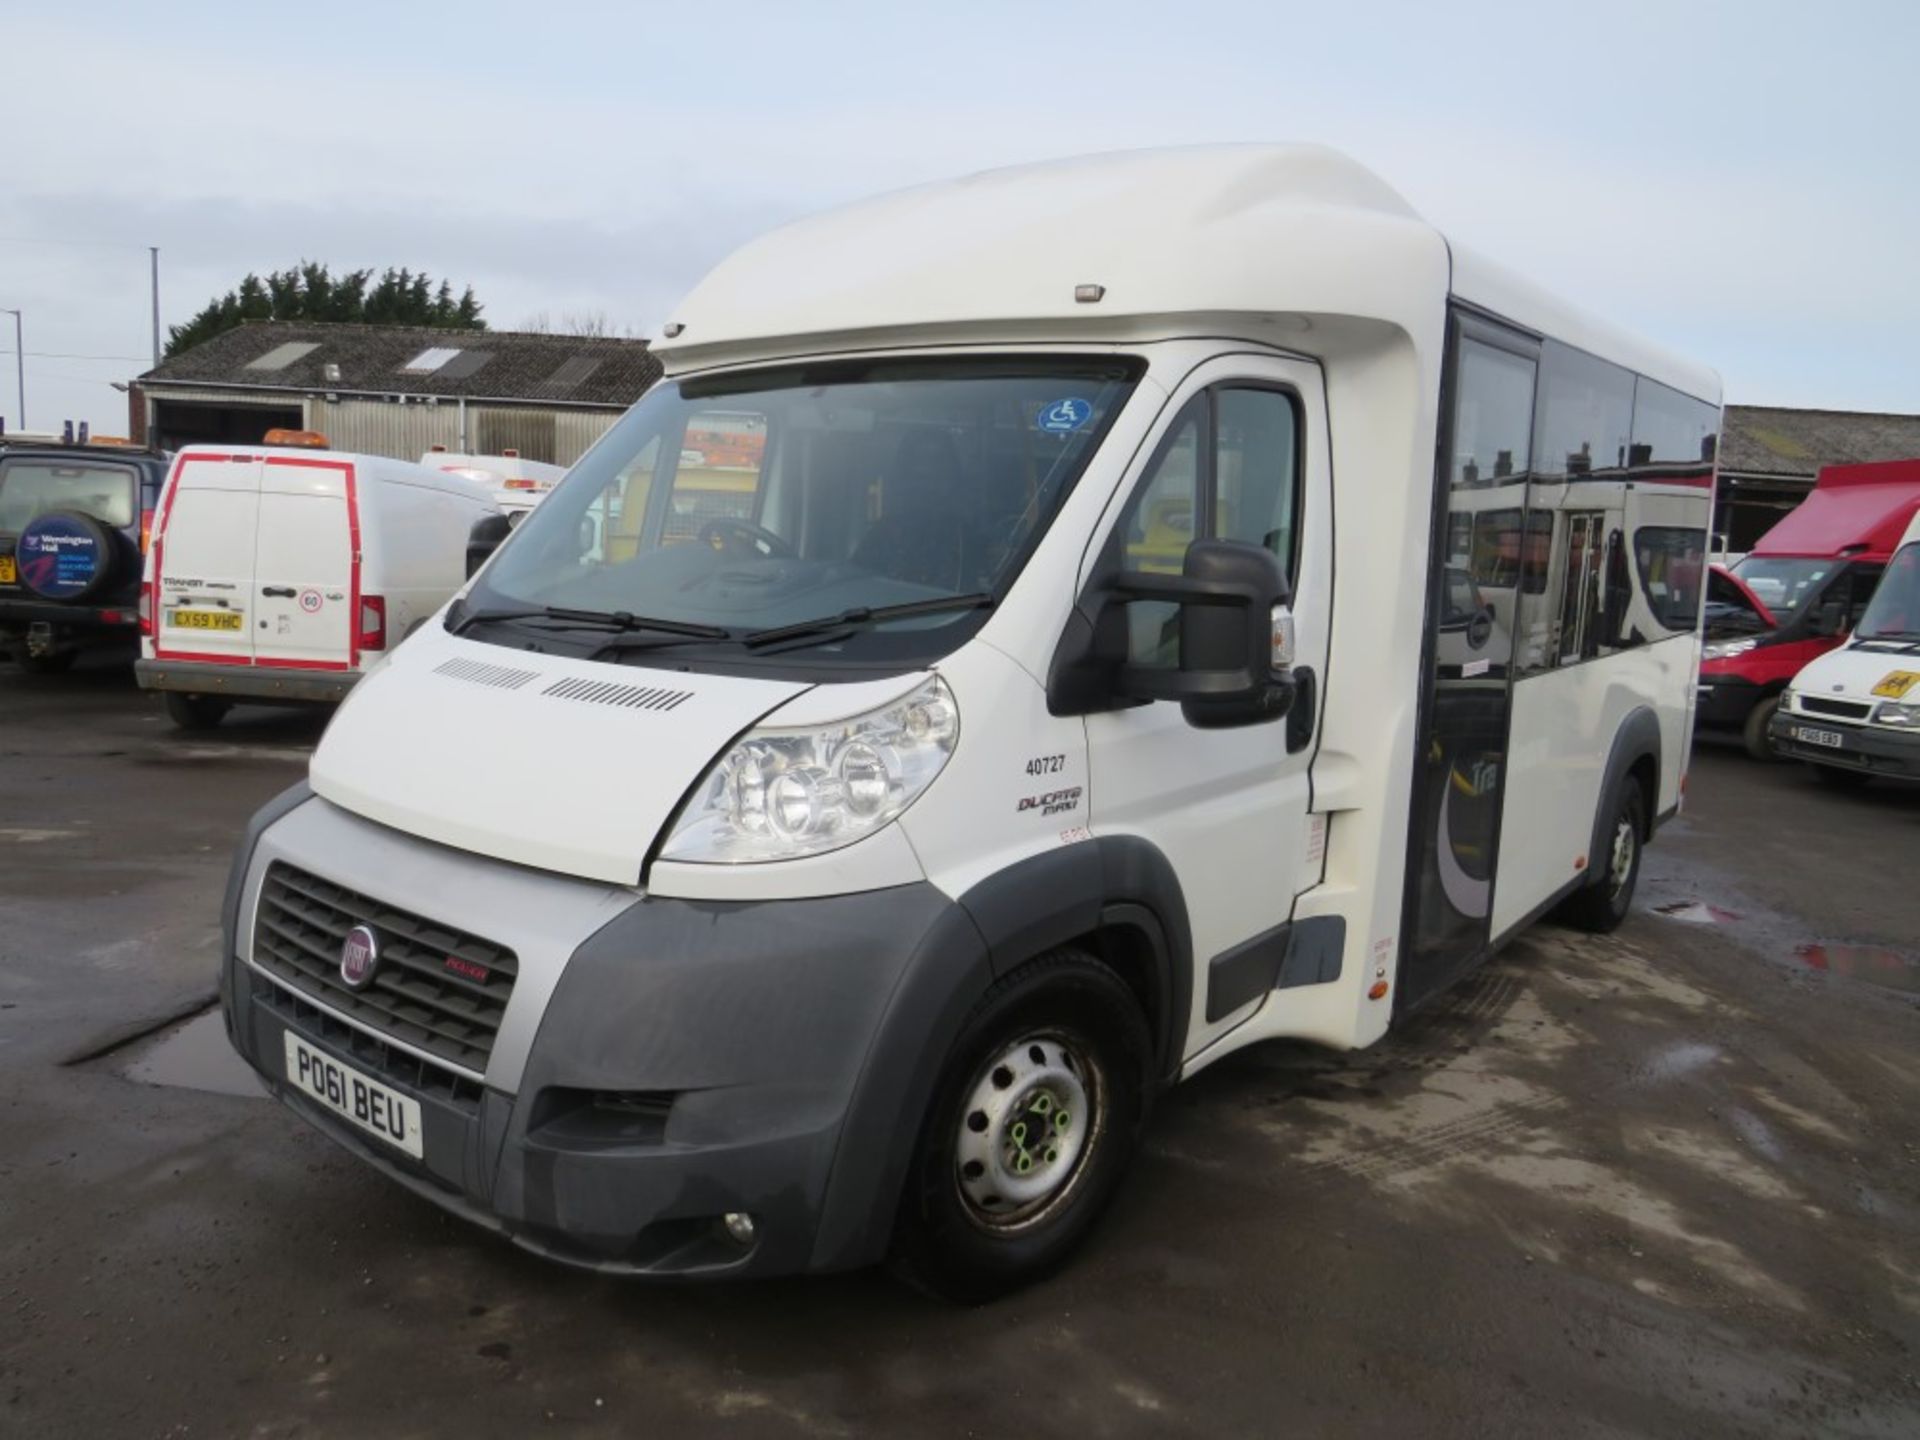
[216,146,1719,1299]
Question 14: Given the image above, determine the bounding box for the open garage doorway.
[151,400,304,451]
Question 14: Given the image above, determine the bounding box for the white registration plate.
[1790,724,1845,750]
[283,1032,423,1158]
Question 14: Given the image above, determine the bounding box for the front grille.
[252,861,518,1075]
[1799,696,1872,720]
[251,972,484,1114]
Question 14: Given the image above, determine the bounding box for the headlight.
[660,675,958,863]
[1875,700,1920,728]
[1701,638,1759,661]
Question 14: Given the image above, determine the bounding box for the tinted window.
[1633,526,1707,632]
[1451,340,1535,487]
[0,460,138,531]
[1535,343,1634,479]
[1630,378,1718,477]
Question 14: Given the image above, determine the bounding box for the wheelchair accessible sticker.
[1037,397,1093,434]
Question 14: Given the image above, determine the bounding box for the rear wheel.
[1558,781,1646,934]
[1743,693,1784,761]
[14,650,77,675]
[1811,764,1872,791]
[164,691,231,730]
[890,950,1152,1303]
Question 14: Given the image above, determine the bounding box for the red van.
[1697,458,1920,757]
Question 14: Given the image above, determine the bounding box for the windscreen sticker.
[1037,397,1093,434]
[1871,670,1920,699]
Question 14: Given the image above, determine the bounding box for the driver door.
[1082,354,1333,1061]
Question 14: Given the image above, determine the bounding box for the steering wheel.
[698,517,796,559]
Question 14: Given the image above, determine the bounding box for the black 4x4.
[0,440,170,672]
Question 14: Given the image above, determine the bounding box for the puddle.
[1794,943,1920,995]
[122,1008,265,1098]
[1652,901,1742,925]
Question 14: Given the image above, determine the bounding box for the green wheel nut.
[1011,1121,1027,1144]
[1055,1111,1071,1131]
[1044,1147,1059,1164]
[1033,1094,1053,1115]
[1016,1154,1033,1173]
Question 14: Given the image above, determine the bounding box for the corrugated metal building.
[129,322,661,466]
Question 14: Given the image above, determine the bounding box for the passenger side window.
[1110,386,1301,665]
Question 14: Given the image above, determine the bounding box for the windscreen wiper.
[742,593,995,650]
[452,602,730,641]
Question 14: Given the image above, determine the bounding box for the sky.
[1,0,1916,434]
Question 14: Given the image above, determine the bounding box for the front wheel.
[1743,693,1784,761]
[164,691,231,730]
[890,951,1152,1303]
[1557,781,1646,934]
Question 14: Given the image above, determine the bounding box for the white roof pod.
[652,142,1717,403]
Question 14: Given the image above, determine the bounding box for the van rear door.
[154,453,261,663]
[252,455,357,671]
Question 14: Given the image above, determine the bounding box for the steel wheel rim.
[953,1030,1103,1232]
[1606,815,1636,899]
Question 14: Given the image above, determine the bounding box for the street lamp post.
[1,309,22,432]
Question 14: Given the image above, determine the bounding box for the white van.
[215,147,1719,1299]
[1770,509,1920,784]
[136,446,499,728]
[420,449,568,523]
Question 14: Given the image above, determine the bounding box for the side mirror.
[466,513,512,578]
[1104,539,1297,728]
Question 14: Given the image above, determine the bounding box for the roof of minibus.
[650,144,1719,404]
[1749,458,1920,560]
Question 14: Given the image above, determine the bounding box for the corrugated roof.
[140,321,660,407]
[1721,404,1920,481]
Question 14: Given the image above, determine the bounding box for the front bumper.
[1693,674,1763,728]
[220,793,986,1278]
[137,657,360,704]
[1768,712,1920,777]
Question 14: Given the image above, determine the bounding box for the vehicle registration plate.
[0,555,15,584]
[282,1032,423,1158]
[168,608,244,631]
[1790,724,1845,750]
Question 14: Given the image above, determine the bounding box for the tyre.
[1558,780,1646,934]
[164,691,231,730]
[890,950,1152,1303]
[1742,693,1783,762]
[1811,764,1871,791]
[15,650,78,675]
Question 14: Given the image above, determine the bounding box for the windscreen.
[1856,543,1920,640]
[1730,555,1832,617]
[0,460,138,532]
[468,357,1138,664]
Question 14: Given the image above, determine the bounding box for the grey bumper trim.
[137,657,361,704]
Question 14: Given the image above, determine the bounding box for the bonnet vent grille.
[433,657,540,690]
[541,676,693,712]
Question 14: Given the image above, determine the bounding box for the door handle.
[1286,666,1317,754]
[261,586,297,598]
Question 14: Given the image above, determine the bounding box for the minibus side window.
[1109,387,1300,667]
